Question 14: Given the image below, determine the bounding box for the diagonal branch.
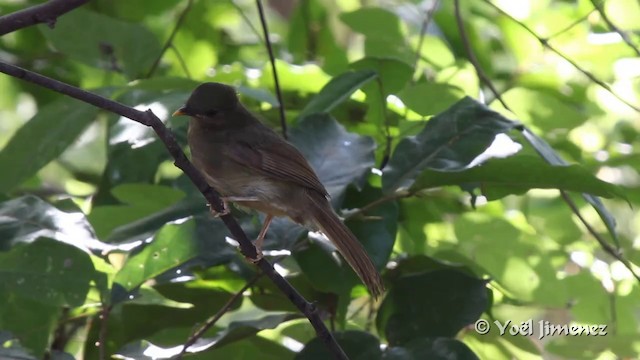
[0,61,348,360]
[483,0,640,113]
[255,0,288,139]
[589,0,640,57]
[146,0,194,78]
[453,0,510,111]
[0,0,89,36]
[177,272,264,358]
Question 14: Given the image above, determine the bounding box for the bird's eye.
[206,110,218,117]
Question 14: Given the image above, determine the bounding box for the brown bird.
[173,82,384,297]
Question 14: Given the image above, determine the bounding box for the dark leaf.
[383,337,479,360]
[297,330,382,360]
[377,269,488,344]
[40,9,162,78]
[0,195,108,252]
[0,238,97,307]
[290,114,375,201]
[383,97,519,193]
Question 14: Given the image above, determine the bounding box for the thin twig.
[375,77,393,170]
[589,0,640,57]
[559,191,640,282]
[0,61,348,360]
[412,0,441,83]
[177,273,264,358]
[146,0,193,78]
[453,0,510,110]
[171,44,192,79]
[0,0,89,35]
[230,0,263,42]
[255,0,288,139]
[483,0,640,113]
[98,305,111,360]
[546,7,597,40]
[345,190,412,220]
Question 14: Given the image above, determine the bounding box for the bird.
[173,82,384,297]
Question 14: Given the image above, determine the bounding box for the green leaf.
[0,195,107,252]
[384,338,479,360]
[299,69,377,119]
[350,57,413,95]
[114,219,200,291]
[340,8,403,42]
[382,97,519,193]
[521,129,620,247]
[0,332,38,360]
[397,83,466,117]
[89,184,186,240]
[498,88,586,131]
[0,299,58,359]
[40,8,161,78]
[0,238,97,307]
[377,269,488,345]
[340,8,412,63]
[290,114,375,200]
[112,184,185,208]
[411,155,627,200]
[287,0,348,74]
[297,331,382,360]
[0,99,98,192]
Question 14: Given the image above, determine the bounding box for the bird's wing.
[224,138,329,197]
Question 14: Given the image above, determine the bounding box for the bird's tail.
[305,190,384,298]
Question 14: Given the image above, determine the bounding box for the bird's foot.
[248,248,264,263]
[208,198,231,217]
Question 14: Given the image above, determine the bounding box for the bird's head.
[173,82,240,121]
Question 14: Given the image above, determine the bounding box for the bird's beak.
[172,106,189,117]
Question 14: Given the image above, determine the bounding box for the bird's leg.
[208,196,260,217]
[251,214,273,263]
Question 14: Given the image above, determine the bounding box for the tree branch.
[145,0,194,78]
[483,0,640,113]
[0,0,89,36]
[453,0,510,111]
[256,0,288,139]
[589,0,640,57]
[0,60,348,360]
[177,273,264,358]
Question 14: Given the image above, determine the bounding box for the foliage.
[0,0,639,359]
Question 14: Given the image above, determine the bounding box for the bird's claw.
[248,248,264,263]
[208,199,230,217]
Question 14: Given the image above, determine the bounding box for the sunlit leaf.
[0,99,98,192]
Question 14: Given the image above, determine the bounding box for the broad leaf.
[377,269,488,345]
[0,99,98,192]
[411,155,627,200]
[0,195,108,252]
[383,97,519,193]
[297,331,381,360]
[114,218,200,291]
[41,9,161,78]
[0,238,96,307]
[299,69,377,119]
[290,114,375,201]
[384,338,479,360]
[397,82,465,117]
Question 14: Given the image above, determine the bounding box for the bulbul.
[173,82,384,297]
